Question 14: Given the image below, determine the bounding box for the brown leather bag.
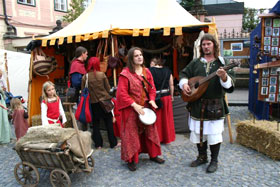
[99,99,114,113]
[201,98,223,120]
[96,39,108,72]
[108,56,120,69]
[33,47,57,76]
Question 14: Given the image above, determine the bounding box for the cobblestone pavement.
[1,107,280,186]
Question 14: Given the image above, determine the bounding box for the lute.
[181,61,239,102]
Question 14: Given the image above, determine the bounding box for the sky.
[235,0,279,9]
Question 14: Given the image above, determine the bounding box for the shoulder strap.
[85,73,88,88]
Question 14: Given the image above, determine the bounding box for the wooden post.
[225,94,233,143]
[111,35,117,87]
[64,102,92,172]
[28,49,34,125]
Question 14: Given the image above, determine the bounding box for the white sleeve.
[179,78,188,89]
[220,75,232,89]
[111,102,115,117]
[59,99,67,124]
[41,102,49,126]
[2,79,7,90]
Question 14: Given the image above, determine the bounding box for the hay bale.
[31,115,42,126]
[236,120,280,160]
[31,112,73,128]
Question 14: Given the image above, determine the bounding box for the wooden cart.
[14,102,94,186]
[14,148,94,186]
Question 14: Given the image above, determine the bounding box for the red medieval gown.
[117,67,161,163]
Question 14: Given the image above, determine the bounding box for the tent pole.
[27,48,35,125]
[111,35,117,87]
[225,94,233,143]
[4,52,10,92]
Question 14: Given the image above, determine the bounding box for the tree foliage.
[63,0,86,23]
[180,0,195,11]
[242,8,266,32]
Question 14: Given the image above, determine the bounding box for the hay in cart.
[236,120,280,160]
[14,124,94,187]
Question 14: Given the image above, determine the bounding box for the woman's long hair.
[10,98,23,111]
[41,81,58,103]
[87,57,100,76]
[127,47,145,73]
[199,34,219,59]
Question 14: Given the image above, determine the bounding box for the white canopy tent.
[0,49,30,106]
[36,0,216,46]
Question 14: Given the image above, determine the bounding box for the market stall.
[27,0,217,131]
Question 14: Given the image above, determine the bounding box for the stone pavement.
[1,106,280,186]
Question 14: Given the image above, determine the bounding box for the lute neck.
[198,63,236,85]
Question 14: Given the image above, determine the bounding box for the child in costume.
[10,98,29,140]
[41,81,66,127]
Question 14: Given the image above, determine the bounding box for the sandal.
[150,156,165,164]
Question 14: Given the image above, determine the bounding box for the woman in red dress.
[117,47,165,171]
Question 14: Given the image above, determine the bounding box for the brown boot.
[190,155,208,167]
[190,142,208,167]
[206,160,218,173]
[206,143,220,173]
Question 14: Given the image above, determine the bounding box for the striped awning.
[37,0,217,47]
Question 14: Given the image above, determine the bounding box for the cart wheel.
[14,161,40,186]
[88,156,95,168]
[50,169,71,187]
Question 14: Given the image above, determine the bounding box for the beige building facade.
[0,0,91,51]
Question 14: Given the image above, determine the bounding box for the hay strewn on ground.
[236,120,280,160]
[31,112,73,128]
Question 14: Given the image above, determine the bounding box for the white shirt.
[180,75,233,135]
[41,98,67,126]
[0,77,7,90]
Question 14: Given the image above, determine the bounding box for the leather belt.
[200,102,206,146]
[156,89,170,94]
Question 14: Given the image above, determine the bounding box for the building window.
[54,0,67,12]
[83,0,92,8]
[18,0,35,6]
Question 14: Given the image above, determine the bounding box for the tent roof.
[37,0,216,46]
